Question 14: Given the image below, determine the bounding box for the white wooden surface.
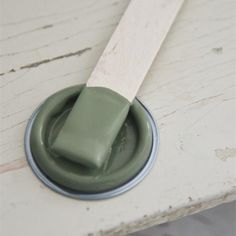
[0,0,235,235]
[87,0,183,102]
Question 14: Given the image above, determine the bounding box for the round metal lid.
[24,86,159,200]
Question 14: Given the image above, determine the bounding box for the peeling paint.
[212,47,223,54]
[98,192,236,236]
[0,47,91,75]
[215,147,236,161]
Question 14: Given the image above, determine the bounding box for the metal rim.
[24,99,160,200]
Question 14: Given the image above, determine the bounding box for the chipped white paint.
[0,0,236,236]
[215,147,236,162]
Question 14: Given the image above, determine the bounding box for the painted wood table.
[1,0,235,235]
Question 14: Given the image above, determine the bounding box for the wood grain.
[87,0,184,102]
[0,0,235,235]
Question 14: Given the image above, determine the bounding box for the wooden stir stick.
[87,0,184,102]
[52,0,184,169]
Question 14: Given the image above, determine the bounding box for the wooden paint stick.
[52,0,184,169]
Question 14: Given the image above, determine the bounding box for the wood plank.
[0,0,235,235]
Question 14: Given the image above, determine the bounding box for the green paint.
[30,85,152,193]
[52,87,130,169]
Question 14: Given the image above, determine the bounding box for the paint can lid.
[25,85,159,200]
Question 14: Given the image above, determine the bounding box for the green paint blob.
[52,87,130,169]
[30,85,152,193]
